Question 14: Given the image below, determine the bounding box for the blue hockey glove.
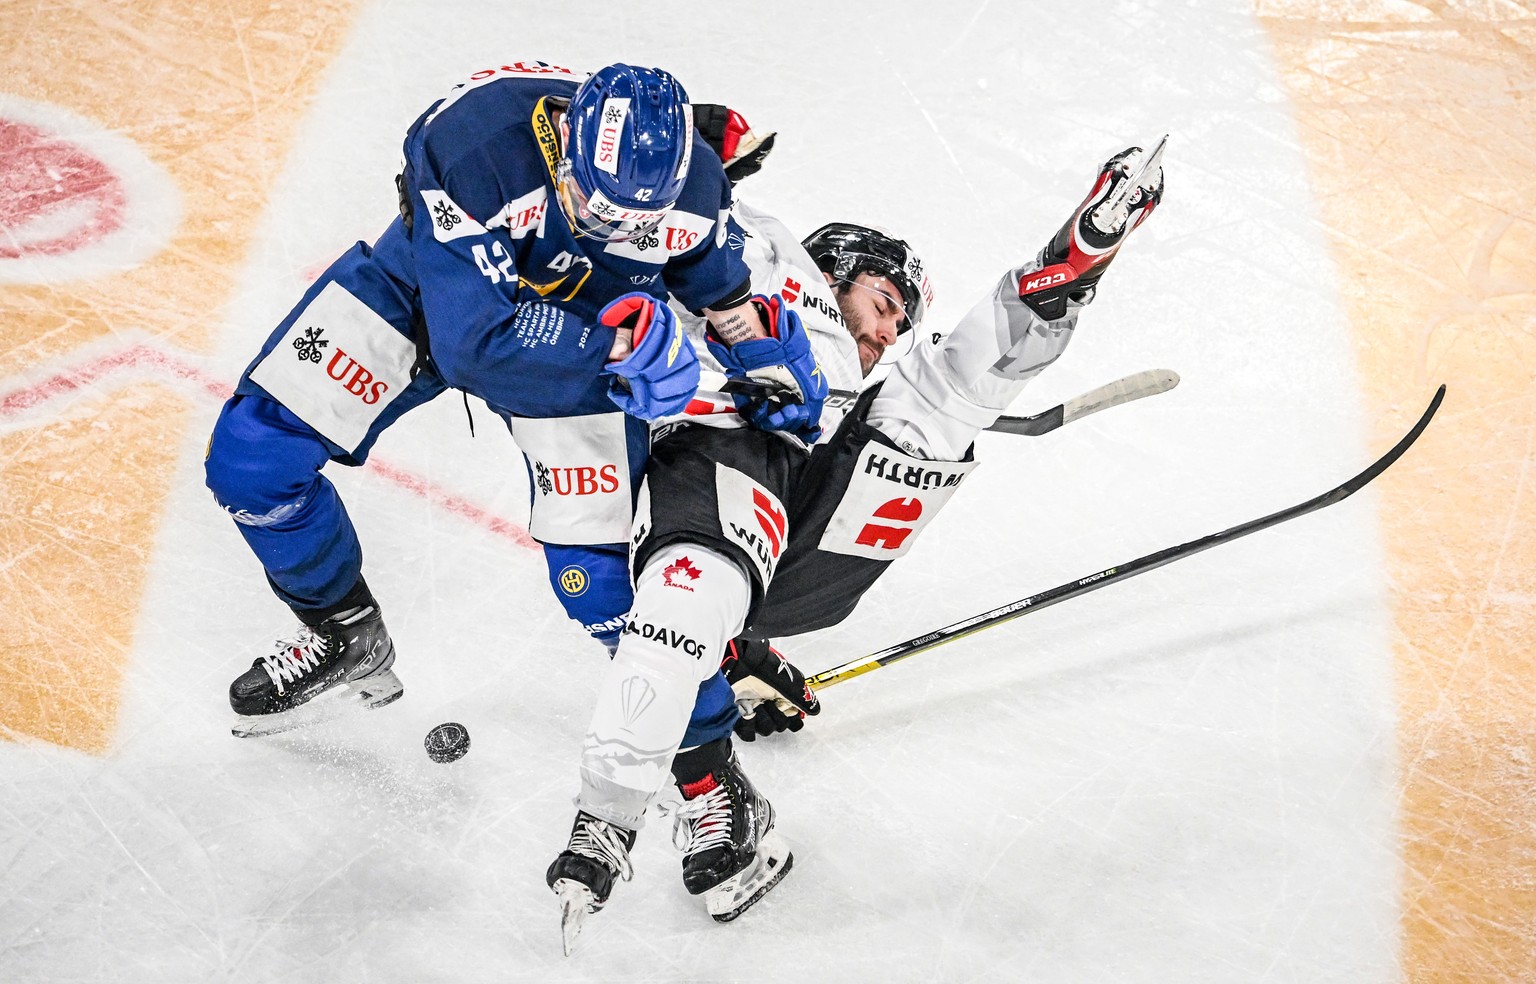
[600,293,700,420]
[706,294,827,441]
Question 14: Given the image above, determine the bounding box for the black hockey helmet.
[801,222,934,333]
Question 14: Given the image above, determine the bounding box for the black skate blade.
[230,669,403,738]
[706,830,793,923]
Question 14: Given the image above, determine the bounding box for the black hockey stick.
[807,385,1446,691]
[985,368,1179,436]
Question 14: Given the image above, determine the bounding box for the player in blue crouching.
[204,61,824,739]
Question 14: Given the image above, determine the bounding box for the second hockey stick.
[807,385,1446,692]
[723,369,1177,438]
[985,368,1179,436]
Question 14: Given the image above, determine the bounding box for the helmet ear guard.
[558,64,694,242]
[801,222,934,333]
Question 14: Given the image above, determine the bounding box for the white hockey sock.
[575,545,749,829]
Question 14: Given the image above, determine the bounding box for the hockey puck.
[424,722,470,763]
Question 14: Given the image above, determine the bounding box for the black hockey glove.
[1019,139,1164,321]
[693,104,776,186]
[721,637,820,741]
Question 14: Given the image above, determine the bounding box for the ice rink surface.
[6,1,1528,981]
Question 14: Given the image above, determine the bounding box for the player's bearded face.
[834,273,906,376]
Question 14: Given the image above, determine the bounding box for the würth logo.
[325,350,389,405]
[293,326,328,363]
[753,489,786,559]
[856,496,923,551]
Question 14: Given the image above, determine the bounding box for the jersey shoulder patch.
[817,441,978,561]
[419,189,489,242]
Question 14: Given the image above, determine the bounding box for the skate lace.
[570,818,634,882]
[670,785,734,857]
[259,626,330,694]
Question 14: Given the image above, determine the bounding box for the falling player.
[547,133,1165,948]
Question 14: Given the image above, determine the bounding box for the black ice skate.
[671,744,793,922]
[1019,135,1166,321]
[228,603,402,738]
[546,810,638,956]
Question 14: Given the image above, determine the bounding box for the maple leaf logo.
[662,556,702,591]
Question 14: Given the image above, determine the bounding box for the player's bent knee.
[541,542,632,651]
[205,396,330,522]
[626,545,751,684]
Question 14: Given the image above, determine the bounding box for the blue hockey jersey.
[397,62,750,417]
[237,61,750,432]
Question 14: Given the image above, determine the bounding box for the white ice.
[0,2,1402,981]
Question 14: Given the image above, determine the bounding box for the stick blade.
[1060,368,1179,425]
[988,368,1180,436]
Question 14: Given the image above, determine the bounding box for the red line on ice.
[0,343,540,551]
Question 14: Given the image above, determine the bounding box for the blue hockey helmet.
[556,64,694,242]
[802,223,934,334]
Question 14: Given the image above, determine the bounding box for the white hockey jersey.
[670,200,1086,462]
[668,201,865,442]
[867,251,1086,461]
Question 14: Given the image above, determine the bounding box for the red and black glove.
[693,104,777,186]
[721,637,820,741]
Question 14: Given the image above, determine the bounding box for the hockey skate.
[671,745,793,922]
[546,811,637,956]
[1019,136,1166,320]
[228,603,402,738]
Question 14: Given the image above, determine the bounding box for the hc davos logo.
[558,565,589,596]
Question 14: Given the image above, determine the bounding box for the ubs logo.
[323,347,389,405]
[535,464,621,496]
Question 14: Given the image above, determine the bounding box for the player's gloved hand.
[1018,140,1164,321]
[706,294,827,441]
[600,292,701,420]
[693,104,776,186]
[722,637,821,741]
